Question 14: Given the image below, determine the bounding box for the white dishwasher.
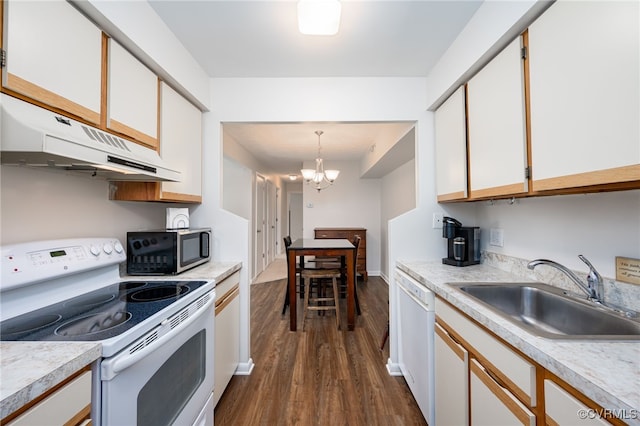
[395,268,435,425]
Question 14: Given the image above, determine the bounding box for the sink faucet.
[527,255,604,303]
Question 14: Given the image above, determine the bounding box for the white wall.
[474,191,640,279]
[0,166,169,244]
[380,159,416,280]
[302,159,382,275]
[222,156,252,220]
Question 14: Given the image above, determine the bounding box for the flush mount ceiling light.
[301,130,340,192]
[297,0,342,35]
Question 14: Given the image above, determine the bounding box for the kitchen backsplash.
[482,250,640,313]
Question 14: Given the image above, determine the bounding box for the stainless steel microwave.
[126,228,211,275]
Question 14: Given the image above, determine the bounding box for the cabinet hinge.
[521,46,528,60]
[525,166,531,179]
[0,49,6,68]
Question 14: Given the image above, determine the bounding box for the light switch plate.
[489,228,504,247]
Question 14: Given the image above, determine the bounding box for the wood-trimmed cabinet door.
[467,36,528,199]
[158,82,202,201]
[528,0,640,191]
[435,322,469,426]
[110,82,202,203]
[2,0,102,124]
[470,359,536,426]
[435,86,468,202]
[107,38,159,149]
[544,380,609,426]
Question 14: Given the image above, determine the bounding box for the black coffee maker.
[442,217,481,267]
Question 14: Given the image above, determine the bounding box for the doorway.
[254,174,266,278]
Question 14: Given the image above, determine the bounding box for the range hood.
[0,94,180,182]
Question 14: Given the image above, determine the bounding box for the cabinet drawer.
[544,380,609,426]
[216,271,240,301]
[436,298,536,406]
[470,359,536,426]
[7,370,91,426]
[315,230,351,239]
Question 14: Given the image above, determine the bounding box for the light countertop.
[0,260,242,421]
[0,342,101,420]
[397,259,640,424]
[119,260,242,284]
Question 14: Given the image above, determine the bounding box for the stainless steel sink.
[449,282,640,340]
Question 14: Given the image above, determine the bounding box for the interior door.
[266,180,276,264]
[254,174,266,278]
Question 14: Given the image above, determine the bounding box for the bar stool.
[300,267,341,330]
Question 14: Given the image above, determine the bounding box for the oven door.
[99,294,214,426]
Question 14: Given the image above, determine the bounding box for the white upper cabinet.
[2,0,102,124]
[107,39,159,149]
[435,86,468,201]
[158,82,202,201]
[467,37,528,199]
[528,0,640,191]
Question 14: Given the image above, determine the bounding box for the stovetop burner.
[0,280,208,342]
[55,311,132,336]
[127,285,189,302]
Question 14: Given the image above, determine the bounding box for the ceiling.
[148,0,483,178]
[223,121,416,178]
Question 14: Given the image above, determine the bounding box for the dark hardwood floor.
[214,276,427,425]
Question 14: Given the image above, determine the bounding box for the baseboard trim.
[386,359,402,376]
[234,358,255,375]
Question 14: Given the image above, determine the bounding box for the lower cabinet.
[435,322,469,426]
[544,380,609,426]
[435,296,621,425]
[213,271,240,406]
[470,359,535,426]
[5,369,91,426]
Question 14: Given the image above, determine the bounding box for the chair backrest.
[351,235,361,271]
[284,236,292,267]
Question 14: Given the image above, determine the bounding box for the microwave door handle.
[101,295,214,380]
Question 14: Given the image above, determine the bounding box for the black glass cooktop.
[0,280,208,342]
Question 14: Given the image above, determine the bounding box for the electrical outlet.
[432,213,444,229]
[489,228,504,247]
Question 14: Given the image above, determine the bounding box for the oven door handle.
[101,295,214,380]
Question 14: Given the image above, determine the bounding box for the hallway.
[214,277,427,425]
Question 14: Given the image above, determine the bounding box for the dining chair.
[300,265,341,331]
[314,235,362,315]
[281,236,323,314]
[282,236,298,314]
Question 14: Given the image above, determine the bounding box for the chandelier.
[301,130,340,192]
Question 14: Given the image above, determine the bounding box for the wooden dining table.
[286,238,356,331]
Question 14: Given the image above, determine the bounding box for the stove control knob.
[114,242,124,254]
[90,245,101,256]
[103,244,113,255]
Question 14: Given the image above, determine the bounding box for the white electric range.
[1,237,215,426]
